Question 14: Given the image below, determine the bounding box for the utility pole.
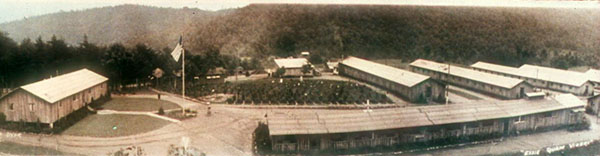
[446,64,450,105]
[182,41,186,115]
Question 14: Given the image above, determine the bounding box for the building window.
[9,103,13,110]
[73,96,77,101]
[516,116,524,123]
[88,89,91,93]
[544,112,553,118]
[29,103,34,111]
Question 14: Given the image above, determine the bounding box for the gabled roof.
[340,56,430,87]
[519,64,590,87]
[409,59,525,89]
[471,61,521,74]
[585,69,600,83]
[274,58,308,68]
[19,69,108,103]
[471,62,591,87]
[267,94,584,136]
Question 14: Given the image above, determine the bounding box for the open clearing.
[0,141,77,155]
[61,114,171,137]
[100,97,180,111]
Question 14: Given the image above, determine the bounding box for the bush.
[0,113,6,124]
[569,116,591,131]
[158,107,165,115]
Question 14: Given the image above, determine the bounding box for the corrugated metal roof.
[409,59,524,89]
[340,56,430,87]
[274,58,309,68]
[20,69,108,103]
[471,62,590,87]
[585,69,600,83]
[267,94,584,136]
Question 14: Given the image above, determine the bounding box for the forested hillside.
[190,4,600,67]
[1,4,599,68]
[0,4,220,49]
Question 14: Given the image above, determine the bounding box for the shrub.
[158,107,165,115]
[0,113,6,124]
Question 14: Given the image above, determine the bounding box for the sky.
[0,0,598,23]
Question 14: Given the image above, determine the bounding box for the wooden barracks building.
[267,94,586,153]
[409,59,533,99]
[338,56,446,103]
[274,58,312,77]
[471,62,594,96]
[0,69,108,128]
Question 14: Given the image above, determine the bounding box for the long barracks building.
[409,59,533,99]
[0,69,108,128]
[471,62,594,96]
[267,94,585,153]
[338,56,446,103]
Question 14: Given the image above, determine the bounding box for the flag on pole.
[171,36,184,61]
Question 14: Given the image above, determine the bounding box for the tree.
[274,67,286,77]
[102,43,133,89]
[301,64,312,75]
[308,53,324,64]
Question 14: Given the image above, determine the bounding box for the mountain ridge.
[1,4,598,67]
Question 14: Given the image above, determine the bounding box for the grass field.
[0,141,77,155]
[100,97,180,112]
[61,114,171,137]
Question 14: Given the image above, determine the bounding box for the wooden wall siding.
[472,68,594,96]
[338,64,445,103]
[282,68,310,77]
[410,66,533,99]
[0,82,107,124]
[270,108,580,152]
[507,109,571,132]
[0,90,50,123]
[589,96,600,114]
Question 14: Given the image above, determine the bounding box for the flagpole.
[182,39,186,115]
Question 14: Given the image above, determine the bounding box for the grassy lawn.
[100,97,180,112]
[0,141,78,155]
[61,114,171,137]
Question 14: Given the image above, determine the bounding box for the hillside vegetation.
[0,4,220,49]
[1,4,599,68]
